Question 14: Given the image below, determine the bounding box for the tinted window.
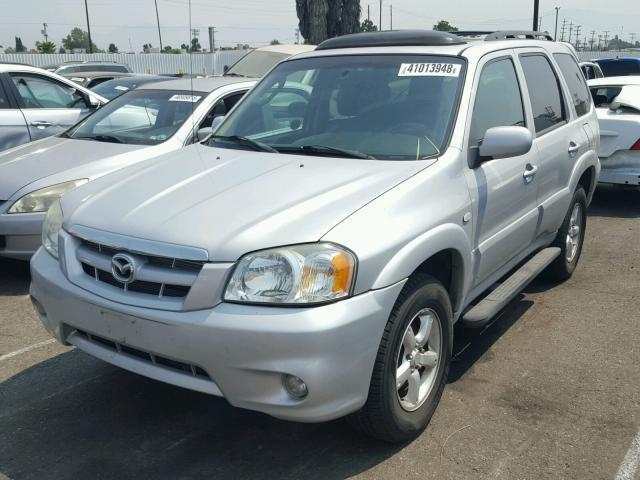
[554,53,590,116]
[597,60,640,76]
[520,54,566,133]
[0,83,9,109]
[590,86,623,107]
[11,74,87,109]
[470,57,525,148]
[225,50,289,78]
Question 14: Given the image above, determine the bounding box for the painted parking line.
[615,429,640,480]
[0,339,56,362]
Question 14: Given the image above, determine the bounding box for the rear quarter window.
[554,53,591,117]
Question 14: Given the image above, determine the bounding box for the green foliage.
[15,36,26,52]
[62,27,99,52]
[270,39,281,45]
[36,41,56,54]
[108,43,118,53]
[190,37,201,52]
[163,45,181,54]
[360,19,377,32]
[433,20,458,32]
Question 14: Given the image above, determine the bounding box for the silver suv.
[30,30,600,442]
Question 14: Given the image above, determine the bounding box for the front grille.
[76,239,203,300]
[74,328,211,380]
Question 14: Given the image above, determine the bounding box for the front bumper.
[598,151,640,186]
[0,211,45,260]
[30,248,405,422]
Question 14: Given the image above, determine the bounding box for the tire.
[546,187,587,281]
[347,273,452,443]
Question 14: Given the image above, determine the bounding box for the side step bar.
[462,247,561,328]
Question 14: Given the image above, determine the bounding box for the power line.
[560,19,567,42]
[603,30,610,50]
[574,25,582,49]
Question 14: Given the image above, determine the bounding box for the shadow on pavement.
[0,258,30,296]
[588,184,640,219]
[0,349,402,480]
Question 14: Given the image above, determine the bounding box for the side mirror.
[88,95,102,108]
[478,126,532,162]
[196,127,213,142]
[211,115,226,131]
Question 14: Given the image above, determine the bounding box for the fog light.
[283,374,308,399]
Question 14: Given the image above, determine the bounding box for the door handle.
[30,121,53,129]
[568,141,580,156]
[523,164,538,182]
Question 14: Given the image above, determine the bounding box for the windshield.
[91,77,166,100]
[225,50,289,78]
[213,54,465,160]
[64,89,205,145]
[598,60,640,77]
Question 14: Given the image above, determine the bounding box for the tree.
[143,43,152,53]
[180,43,189,51]
[62,27,98,52]
[360,19,377,32]
[4,47,16,54]
[296,0,361,44]
[433,20,458,32]
[15,36,26,52]
[108,43,118,53]
[163,45,181,54]
[270,39,281,45]
[36,41,56,54]
[58,46,66,54]
[190,36,201,52]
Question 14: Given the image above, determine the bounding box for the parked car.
[0,63,106,152]
[223,44,316,78]
[53,61,132,76]
[90,75,169,100]
[594,57,640,77]
[62,71,132,89]
[588,76,640,186]
[0,77,255,259]
[30,30,599,442]
[580,61,604,80]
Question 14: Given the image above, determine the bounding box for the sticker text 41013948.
[398,63,461,77]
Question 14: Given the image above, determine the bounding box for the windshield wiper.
[210,135,279,153]
[74,134,123,144]
[223,72,245,77]
[280,145,376,160]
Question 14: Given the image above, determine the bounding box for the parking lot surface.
[1,186,639,480]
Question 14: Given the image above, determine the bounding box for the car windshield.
[91,77,166,100]
[598,60,640,76]
[224,50,289,78]
[213,54,465,160]
[63,89,205,145]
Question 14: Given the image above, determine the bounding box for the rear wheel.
[347,274,452,442]
[546,187,587,281]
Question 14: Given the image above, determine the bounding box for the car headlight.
[224,243,356,305]
[42,200,64,259]
[8,179,87,214]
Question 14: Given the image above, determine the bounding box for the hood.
[0,136,146,200]
[62,145,429,260]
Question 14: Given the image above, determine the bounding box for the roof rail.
[454,30,553,41]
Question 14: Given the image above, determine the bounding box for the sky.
[0,0,638,52]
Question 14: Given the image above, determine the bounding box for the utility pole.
[590,30,596,50]
[154,0,163,52]
[390,5,393,30]
[379,0,383,31]
[554,7,560,40]
[367,4,370,22]
[295,28,300,44]
[631,33,637,47]
[568,21,573,43]
[84,0,93,53]
[533,0,539,31]
[574,25,582,49]
[208,26,217,52]
[41,22,48,42]
[597,34,602,51]
[560,19,567,42]
[603,30,610,50]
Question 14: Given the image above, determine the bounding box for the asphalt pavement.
[1,185,639,480]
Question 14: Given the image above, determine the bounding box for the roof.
[587,76,640,87]
[140,76,257,92]
[317,30,465,50]
[594,57,640,63]
[252,44,316,54]
[62,71,132,79]
[0,63,50,73]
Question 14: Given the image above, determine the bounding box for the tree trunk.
[297,0,361,44]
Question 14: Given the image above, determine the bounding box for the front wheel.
[347,274,452,442]
[546,187,587,281]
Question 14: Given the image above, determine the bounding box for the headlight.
[224,243,356,305]
[42,200,64,258]
[8,179,87,214]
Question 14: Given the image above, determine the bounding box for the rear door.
[8,72,92,141]
[0,74,30,152]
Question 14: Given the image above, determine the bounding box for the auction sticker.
[169,94,202,102]
[114,85,129,91]
[398,63,461,77]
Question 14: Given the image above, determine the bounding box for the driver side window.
[469,58,525,149]
[11,74,87,109]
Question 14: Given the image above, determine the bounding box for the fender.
[371,222,473,316]
[569,149,600,203]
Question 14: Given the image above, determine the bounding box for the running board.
[462,247,561,328]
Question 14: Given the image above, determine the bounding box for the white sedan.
[588,76,640,186]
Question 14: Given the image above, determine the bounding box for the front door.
[464,51,540,286]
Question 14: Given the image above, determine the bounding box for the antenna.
[188,0,196,142]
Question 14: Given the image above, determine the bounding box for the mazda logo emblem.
[111,253,136,284]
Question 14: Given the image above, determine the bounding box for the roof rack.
[455,30,553,41]
[316,30,466,50]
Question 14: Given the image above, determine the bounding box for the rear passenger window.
[519,54,566,134]
[469,57,525,148]
[554,53,591,117]
[0,83,9,109]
